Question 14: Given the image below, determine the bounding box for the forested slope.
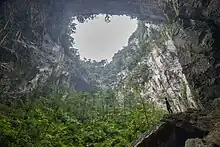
[0,87,165,146]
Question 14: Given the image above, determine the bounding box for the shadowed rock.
[131,109,220,147]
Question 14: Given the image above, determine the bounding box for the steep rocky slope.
[0,1,94,98]
[164,0,220,108]
[132,0,220,146]
[107,21,200,112]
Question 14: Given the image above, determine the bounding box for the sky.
[73,15,137,61]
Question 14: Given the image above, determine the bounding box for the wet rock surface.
[132,109,220,147]
[164,0,220,107]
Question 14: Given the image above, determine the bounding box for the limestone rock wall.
[0,0,93,98]
[164,0,220,108]
[143,34,198,111]
[117,22,199,112]
[0,0,220,109]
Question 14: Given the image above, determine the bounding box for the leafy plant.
[0,89,164,146]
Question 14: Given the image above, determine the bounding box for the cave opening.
[1,0,220,146]
[71,14,138,62]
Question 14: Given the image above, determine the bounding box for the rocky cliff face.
[1,0,219,109]
[0,31,93,98]
[131,0,220,146]
[141,27,198,112]
[114,22,200,112]
[0,1,93,98]
[164,0,220,108]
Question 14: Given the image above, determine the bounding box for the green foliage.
[0,89,164,146]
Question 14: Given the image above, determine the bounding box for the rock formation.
[0,0,220,146]
[113,22,199,112]
[0,0,219,106]
[132,108,220,147]
[164,0,220,108]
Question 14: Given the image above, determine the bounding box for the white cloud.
[73,15,137,61]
